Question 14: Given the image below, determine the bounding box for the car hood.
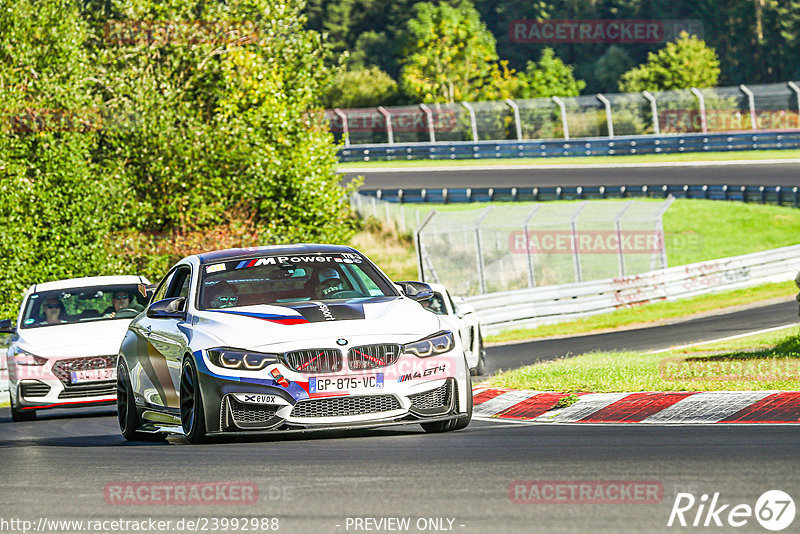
[15,320,133,358]
[192,297,441,350]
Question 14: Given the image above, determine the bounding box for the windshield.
[420,293,447,315]
[199,252,398,310]
[21,284,147,329]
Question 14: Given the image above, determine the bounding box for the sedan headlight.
[13,349,47,366]
[403,331,455,358]
[207,348,280,371]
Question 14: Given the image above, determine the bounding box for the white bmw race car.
[1,275,151,421]
[116,244,473,443]
[421,283,486,376]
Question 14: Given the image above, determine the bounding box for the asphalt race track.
[341,160,800,189]
[2,301,798,534]
[484,299,799,375]
[2,410,800,533]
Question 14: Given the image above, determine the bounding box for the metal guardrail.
[467,244,800,335]
[359,184,800,207]
[340,130,800,162]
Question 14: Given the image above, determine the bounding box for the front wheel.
[117,359,164,441]
[421,373,472,433]
[470,332,487,376]
[9,392,36,422]
[180,357,207,444]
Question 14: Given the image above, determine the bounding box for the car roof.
[426,282,447,293]
[196,244,360,265]
[32,275,149,293]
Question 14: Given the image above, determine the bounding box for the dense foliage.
[0,0,357,318]
[307,0,797,105]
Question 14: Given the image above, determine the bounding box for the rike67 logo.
[668,490,795,531]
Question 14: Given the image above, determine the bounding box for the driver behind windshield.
[314,268,344,299]
[206,281,239,309]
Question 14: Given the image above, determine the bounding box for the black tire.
[421,372,472,433]
[180,357,207,444]
[117,359,162,441]
[9,392,36,422]
[470,332,487,376]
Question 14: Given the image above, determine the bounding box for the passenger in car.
[39,298,67,325]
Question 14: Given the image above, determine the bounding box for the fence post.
[614,201,633,277]
[552,96,570,140]
[461,102,479,141]
[655,196,675,270]
[474,207,494,294]
[333,108,350,147]
[690,88,707,133]
[414,210,437,281]
[377,106,394,145]
[642,91,659,135]
[739,84,757,130]
[522,205,541,288]
[419,103,436,143]
[597,93,614,138]
[505,98,523,140]
[788,82,800,128]
[569,201,588,282]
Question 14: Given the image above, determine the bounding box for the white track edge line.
[649,323,800,354]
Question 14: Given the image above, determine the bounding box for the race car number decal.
[309,374,384,394]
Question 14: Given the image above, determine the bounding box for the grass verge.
[339,149,800,170]
[486,280,797,343]
[487,325,800,392]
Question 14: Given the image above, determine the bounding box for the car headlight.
[207,348,280,371]
[403,331,455,358]
[13,349,47,366]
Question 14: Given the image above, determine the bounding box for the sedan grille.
[282,349,342,373]
[409,382,451,411]
[348,344,401,370]
[228,397,280,428]
[52,356,115,383]
[58,381,116,399]
[290,395,401,418]
[20,381,50,398]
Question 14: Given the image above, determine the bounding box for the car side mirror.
[147,297,186,319]
[456,303,475,318]
[0,318,15,334]
[396,281,434,302]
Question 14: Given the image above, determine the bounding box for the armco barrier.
[360,184,800,207]
[467,244,800,335]
[339,130,800,162]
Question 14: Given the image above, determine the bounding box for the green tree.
[95,0,356,244]
[322,66,399,108]
[399,0,503,103]
[619,32,721,92]
[514,47,585,98]
[594,45,634,93]
[0,0,124,317]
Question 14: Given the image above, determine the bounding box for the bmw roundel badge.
[336,338,348,346]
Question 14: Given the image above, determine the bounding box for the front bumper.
[193,352,468,434]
